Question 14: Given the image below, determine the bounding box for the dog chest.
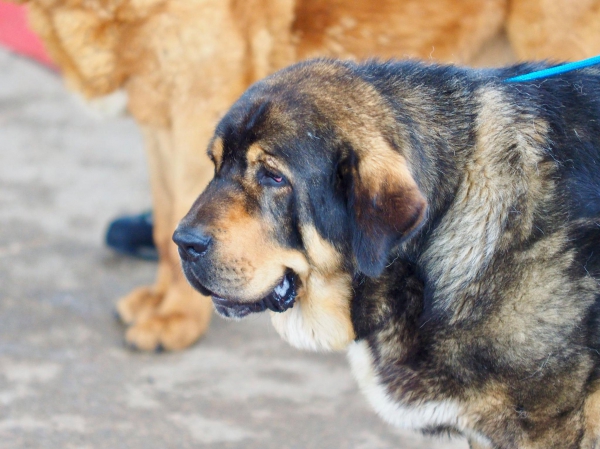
[347,340,463,430]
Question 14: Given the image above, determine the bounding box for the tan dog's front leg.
[117,125,213,350]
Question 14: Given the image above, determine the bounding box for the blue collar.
[504,54,600,83]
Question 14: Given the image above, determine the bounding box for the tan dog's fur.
[14,0,600,350]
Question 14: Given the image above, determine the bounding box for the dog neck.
[361,64,553,324]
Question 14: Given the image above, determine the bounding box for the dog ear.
[344,140,427,277]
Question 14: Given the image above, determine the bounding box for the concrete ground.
[0,48,469,449]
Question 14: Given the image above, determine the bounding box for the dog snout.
[173,227,212,260]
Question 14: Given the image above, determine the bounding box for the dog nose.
[172,227,212,259]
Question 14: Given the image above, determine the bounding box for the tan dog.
[15,0,600,350]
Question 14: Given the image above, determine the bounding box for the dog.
[18,0,600,350]
[17,0,600,350]
[174,58,600,448]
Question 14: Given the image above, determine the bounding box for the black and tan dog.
[173,59,600,448]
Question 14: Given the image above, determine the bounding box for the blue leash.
[504,54,600,83]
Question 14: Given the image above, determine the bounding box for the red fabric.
[0,2,55,67]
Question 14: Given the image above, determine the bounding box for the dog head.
[174,60,427,351]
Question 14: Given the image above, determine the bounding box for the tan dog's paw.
[119,281,213,351]
[116,286,163,325]
[124,312,209,351]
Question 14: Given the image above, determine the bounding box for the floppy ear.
[346,141,427,277]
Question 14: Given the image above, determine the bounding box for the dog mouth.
[208,270,298,319]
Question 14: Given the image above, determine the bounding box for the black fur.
[177,59,600,448]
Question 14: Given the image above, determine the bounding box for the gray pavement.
[0,48,468,449]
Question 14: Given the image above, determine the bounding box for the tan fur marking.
[209,137,224,171]
[271,225,355,351]
[246,143,265,164]
[270,271,354,351]
[357,136,413,189]
[301,225,342,274]
[263,155,280,172]
[246,144,285,174]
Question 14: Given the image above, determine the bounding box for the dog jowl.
[174,59,600,448]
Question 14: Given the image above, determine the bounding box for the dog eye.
[259,167,287,187]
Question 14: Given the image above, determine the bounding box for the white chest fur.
[347,340,463,430]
